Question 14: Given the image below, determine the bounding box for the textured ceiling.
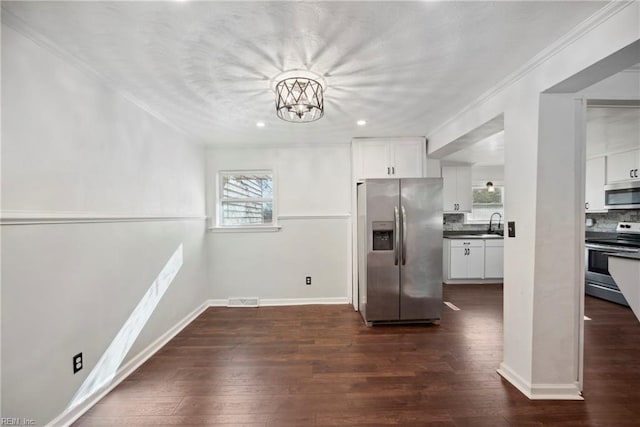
[442,131,505,166]
[3,1,608,146]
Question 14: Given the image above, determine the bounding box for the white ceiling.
[441,88,640,167]
[442,131,505,166]
[3,1,608,146]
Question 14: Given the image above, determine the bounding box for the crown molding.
[1,8,205,147]
[428,1,635,140]
[205,141,351,150]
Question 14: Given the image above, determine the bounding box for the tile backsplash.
[443,213,500,232]
[443,210,637,233]
[586,210,640,232]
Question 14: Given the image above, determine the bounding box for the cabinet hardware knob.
[585,202,589,210]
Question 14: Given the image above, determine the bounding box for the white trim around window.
[466,184,505,224]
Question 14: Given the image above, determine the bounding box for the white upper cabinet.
[392,140,425,177]
[606,149,640,184]
[352,137,425,180]
[442,165,472,212]
[358,140,390,179]
[585,156,607,212]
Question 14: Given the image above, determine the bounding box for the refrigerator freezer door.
[400,178,443,320]
[362,180,401,321]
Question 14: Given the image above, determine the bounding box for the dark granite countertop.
[443,231,503,239]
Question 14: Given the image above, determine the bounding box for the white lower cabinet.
[449,240,485,279]
[445,238,504,282]
[484,239,504,279]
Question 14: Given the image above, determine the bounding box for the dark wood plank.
[73,284,640,426]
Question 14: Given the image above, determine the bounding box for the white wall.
[586,106,640,157]
[1,24,207,425]
[471,165,504,186]
[582,67,640,101]
[206,145,351,303]
[427,2,639,399]
[583,67,640,158]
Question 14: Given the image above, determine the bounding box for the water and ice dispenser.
[372,221,394,251]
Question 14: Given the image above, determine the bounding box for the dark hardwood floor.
[74,285,640,426]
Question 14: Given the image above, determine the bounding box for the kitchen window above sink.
[466,185,504,224]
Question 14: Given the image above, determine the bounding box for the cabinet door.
[449,246,468,279]
[606,150,640,184]
[466,242,485,278]
[391,140,424,178]
[442,166,472,212]
[585,156,606,212]
[442,167,458,212]
[357,141,392,179]
[484,240,504,279]
[455,166,472,212]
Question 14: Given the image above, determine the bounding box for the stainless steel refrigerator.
[357,178,443,325]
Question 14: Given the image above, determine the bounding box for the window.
[467,185,504,223]
[218,171,274,227]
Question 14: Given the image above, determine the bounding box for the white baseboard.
[497,363,583,400]
[207,299,228,306]
[207,297,349,307]
[444,279,504,285]
[260,297,349,306]
[47,301,209,427]
[530,383,583,400]
[497,363,534,398]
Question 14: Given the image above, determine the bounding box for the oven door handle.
[586,244,640,253]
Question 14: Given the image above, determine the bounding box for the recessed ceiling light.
[357,120,367,126]
[256,122,265,128]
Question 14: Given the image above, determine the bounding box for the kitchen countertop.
[607,253,640,323]
[443,233,503,240]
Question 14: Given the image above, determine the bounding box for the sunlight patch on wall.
[67,244,184,410]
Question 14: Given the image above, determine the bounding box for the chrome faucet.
[489,212,502,233]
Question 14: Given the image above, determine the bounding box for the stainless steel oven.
[585,243,634,306]
[585,222,640,306]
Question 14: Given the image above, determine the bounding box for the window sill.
[464,219,491,225]
[208,225,282,233]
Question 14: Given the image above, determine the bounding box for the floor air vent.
[227,297,259,307]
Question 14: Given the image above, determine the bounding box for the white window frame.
[213,170,280,232]
[466,184,505,224]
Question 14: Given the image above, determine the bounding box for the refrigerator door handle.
[401,205,407,265]
[394,206,400,265]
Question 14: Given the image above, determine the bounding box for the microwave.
[604,181,640,209]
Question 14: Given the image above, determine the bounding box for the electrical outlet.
[508,221,516,238]
[73,352,83,374]
[305,276,312,285]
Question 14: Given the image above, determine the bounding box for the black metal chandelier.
[274,76,324,123]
